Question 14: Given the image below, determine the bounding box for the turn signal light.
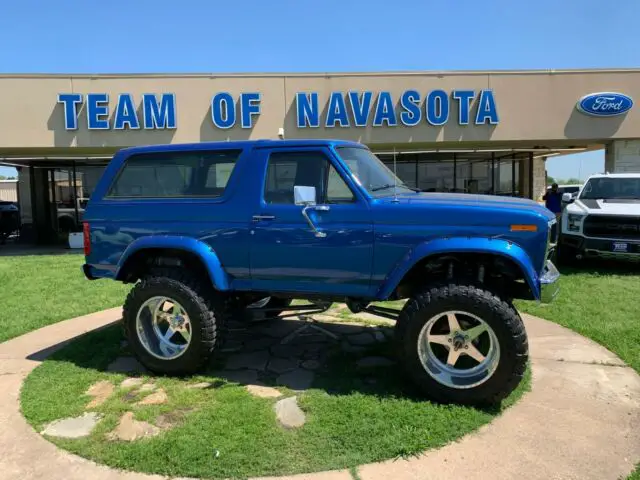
[510,224,538,232]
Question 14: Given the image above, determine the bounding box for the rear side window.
[107,150,241,198]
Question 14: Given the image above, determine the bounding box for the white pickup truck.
[559,173,640,262]
[57,197,89,231]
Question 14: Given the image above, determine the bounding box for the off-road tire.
[122,268,225,376]
[395,283,528,406]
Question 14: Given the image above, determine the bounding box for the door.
[249,147,374,297]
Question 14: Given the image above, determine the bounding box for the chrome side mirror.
[562,193,573,203]
[294,185,329,238]
[294,185,317,206]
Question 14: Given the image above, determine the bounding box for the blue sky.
[1,0,639,179]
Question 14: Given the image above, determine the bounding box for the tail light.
[83,222,91,256]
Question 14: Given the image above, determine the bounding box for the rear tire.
[395,283,528,406]
[122,269,224,376]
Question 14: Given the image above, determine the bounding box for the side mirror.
[562,193,573,203]
[294,185,317,206]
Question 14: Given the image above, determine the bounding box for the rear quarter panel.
[83,146,259,281]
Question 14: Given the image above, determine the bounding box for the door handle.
[252,214,276,222]
[301,205,330,238]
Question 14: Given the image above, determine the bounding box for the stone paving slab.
[0,308,638,480]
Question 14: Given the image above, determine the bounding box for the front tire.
[122,270,223,376]
[395,284,528,405]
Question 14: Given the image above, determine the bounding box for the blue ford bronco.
[82,139,560,405]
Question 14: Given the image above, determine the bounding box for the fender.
[116,236,231,291]
[376,237,540,300]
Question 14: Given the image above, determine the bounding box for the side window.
[326,165,355,203]
[264,151,356,205]
[108,150,241,198]
[264,151,328,204]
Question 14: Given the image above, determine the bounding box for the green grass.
[21,325,529,479]
[8,255,640,479]
[515,266,640,373]
[0,253,130,342]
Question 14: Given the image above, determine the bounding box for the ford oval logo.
[577,92,633,117]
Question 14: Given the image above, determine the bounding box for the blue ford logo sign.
[577,92,633,117]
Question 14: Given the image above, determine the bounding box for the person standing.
[543,183,563,219]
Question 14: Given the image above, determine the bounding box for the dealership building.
[0,68,639,245]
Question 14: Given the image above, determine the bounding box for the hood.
[378,192,554,219]
[570,197,640,215]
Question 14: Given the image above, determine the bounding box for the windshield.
[336,147,415,197]
[580,177,640,200]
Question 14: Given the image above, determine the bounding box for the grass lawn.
[20,323,529,479]
[0,253,130,342]
[8,254,640,479]
[515,264,640,373]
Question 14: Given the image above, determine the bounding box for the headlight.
[567,213,584,232]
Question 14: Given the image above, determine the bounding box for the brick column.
[605,140,640,173]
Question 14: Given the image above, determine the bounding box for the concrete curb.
[0,309,638,480]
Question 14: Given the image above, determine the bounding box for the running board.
[362,305,400,321]
[251,302,331,321]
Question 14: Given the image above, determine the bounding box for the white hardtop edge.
[586,172,640,179]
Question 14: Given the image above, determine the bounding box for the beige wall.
[0,69,639,152]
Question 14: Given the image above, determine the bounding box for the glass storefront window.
[418,160,454,192]
[377,152,526,197]
[493,158,521,196]
[455,159,492,194]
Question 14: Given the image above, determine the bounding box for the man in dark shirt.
[543,183,563,218]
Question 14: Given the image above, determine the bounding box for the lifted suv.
[82,140,559,405]
[560,172,640,262]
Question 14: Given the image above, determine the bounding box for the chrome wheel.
[136,296,192,360]
[417,310,500,389]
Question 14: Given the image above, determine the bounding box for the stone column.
[532,156,547,202]
[605,140,640,173]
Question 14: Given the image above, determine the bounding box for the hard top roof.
[117,139,365,156]
[587,172,640,179]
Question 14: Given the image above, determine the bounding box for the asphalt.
[0,308,638,480]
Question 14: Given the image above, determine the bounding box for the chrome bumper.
[540,260,560,303]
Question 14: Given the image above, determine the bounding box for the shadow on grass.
[557,258,640,277]
[25,315,509,414]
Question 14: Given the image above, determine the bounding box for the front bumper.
[560,233,640,260]
[540,260,560,303]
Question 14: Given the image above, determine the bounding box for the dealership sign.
[57,89,499,131]
[576,92,633,117]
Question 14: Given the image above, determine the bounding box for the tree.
[0,175,5,180]
[565,178,581,184]
[546,175,556,185]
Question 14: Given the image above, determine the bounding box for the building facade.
[0,68,639,244]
